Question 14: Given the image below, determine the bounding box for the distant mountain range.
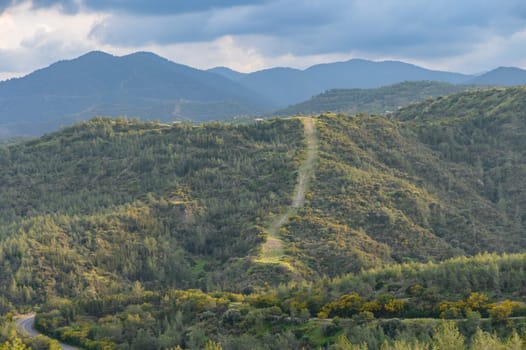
[467,67,526,86]
[1,50,526,137]
[0,51,270,137]
[209,59,472,107]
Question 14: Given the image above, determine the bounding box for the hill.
[207,66,247,82]
[393,86,526,121]
[281,109,526,276]
[234,59,473,107]
[274,81,472,116]
[0,51,272,137]
[3,87,526,347]
[0,117,306,303]
[1,87,526,296]
[468,67,526,86]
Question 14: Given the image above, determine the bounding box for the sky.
[1,0,526,80]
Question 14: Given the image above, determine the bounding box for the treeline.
[335,322,524,350]
[33,253,526,349]
[273,252,526,320]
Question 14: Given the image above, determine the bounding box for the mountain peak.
[75,51,169,64]
[0,50,270,137]
[207,66,246,82]
[468,66,526,86]
[122,51,166,61]
[493,66,525,72]
[76,50,116,60]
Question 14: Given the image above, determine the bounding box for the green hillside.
[394,86,526,121]
[280,110,526,277]
[0,117,305,310]
[275,81,471,116]
[3,87,526,348]
[32,252,526,349]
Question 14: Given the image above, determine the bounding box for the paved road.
[16,315,80,350]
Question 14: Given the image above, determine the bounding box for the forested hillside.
[394,86,526,121]
[279,110,526,277]
[275,81,472,116]
[0,117,304,311]
[3,87,526,348]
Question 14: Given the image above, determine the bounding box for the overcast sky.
[1,0,526,80]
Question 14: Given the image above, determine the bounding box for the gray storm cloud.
[2,0,526,77]
[84,0,526,59]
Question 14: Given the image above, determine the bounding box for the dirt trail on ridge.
[257,117,317,265]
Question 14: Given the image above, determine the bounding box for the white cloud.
[397,29,526,74]
[0,2,103,76]
[1,0,526,79]
[140,35,360,72]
